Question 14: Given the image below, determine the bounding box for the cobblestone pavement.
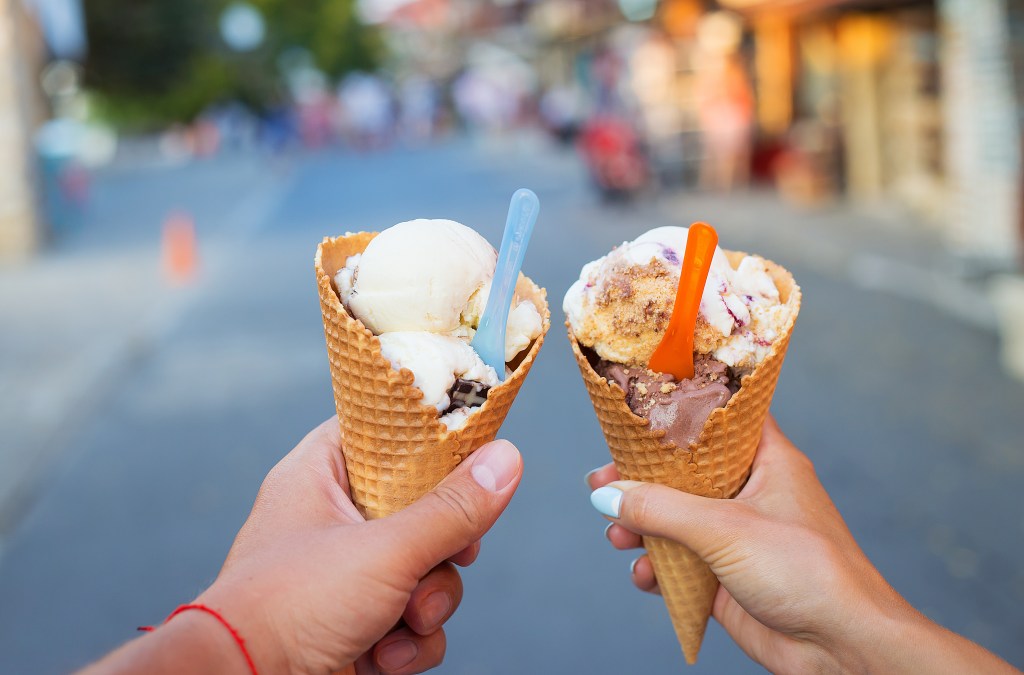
[1,136,1022,673]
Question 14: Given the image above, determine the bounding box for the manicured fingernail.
[584,469,598,489]
[590,486,623,518]
[420,591,452,631]
[378,639,417,670]
[471,440,520,492]
[630,557,640,576]
[603,522,614,540]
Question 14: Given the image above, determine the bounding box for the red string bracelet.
[137,603,258,675]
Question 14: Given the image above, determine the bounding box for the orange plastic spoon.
[648,222,719,380]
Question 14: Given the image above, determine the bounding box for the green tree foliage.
[83,0,381,129]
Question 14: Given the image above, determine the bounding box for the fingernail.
[584,469,598,489]
[420,591,452,631]
[471,441,520,492]
[590,486,623,518]
[630,557,640,576]
[377,639,417,670]
[603,522,614,540]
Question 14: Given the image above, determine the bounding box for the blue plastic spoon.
[472,188,540,381]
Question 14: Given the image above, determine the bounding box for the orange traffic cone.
[162,212,199,284]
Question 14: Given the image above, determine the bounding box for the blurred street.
[1,135,1023,673]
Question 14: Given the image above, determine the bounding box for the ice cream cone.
[316,233,550,520]
[569,251,800,664]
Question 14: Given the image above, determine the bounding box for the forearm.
[888,615,1019,675]
[846,605,1020,675]
[79,610,251,675]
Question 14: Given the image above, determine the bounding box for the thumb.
[380,440,523,575]
[590,481,746,562]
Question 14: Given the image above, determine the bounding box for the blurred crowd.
[149,9,761,206]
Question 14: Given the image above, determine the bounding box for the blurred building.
[0,0,47,259]
[0,0,85,260]
[723,0,1023,270]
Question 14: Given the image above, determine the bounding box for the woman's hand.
[87,418,523,675]
[587,416,1019,674]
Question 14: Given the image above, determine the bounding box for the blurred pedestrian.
[694,12,754,192]
[399,75,440,143]
[297,90,335,150]
[452,69,508,134]
[694,55,753,191]
[259,102,297,155]
[539,84,586,145]
[339,72,395,150]
[578,115,649,199]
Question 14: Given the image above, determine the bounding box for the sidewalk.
[0,152,293,537]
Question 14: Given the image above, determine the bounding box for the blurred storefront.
[724,0,1023,270]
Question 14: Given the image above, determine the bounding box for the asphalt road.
[1,136,1022,673]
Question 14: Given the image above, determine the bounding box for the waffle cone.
[569,251,800,664]
[315,233,550,520]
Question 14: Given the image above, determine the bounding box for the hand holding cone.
[316,233,549,519]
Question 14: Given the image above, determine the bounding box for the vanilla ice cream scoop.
[564,226,792,373]
[335,219,543,360]
[337,219,496,334]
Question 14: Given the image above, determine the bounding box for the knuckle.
[429,484,485,533]
[253,467,285,509]
[795,451,816,474]
[716,503,753,536]
[626,484,656,528]
[779,442,816,474]
[792,528,838,567]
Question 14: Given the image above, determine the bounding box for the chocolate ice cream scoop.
[445,378,491,413]
[596,354,736,449]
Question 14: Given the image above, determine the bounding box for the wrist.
[160,609,253,675]
[845,601,930,674]
[804,574,924,674]
[849,607,1019,675]
[830,586,967,675]
[82,607,257,675]
[195,581,292,675]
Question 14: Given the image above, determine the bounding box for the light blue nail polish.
[603,522,614,540]
[630,558,640,575]
[591,486,623,518]
[584,469,598,490]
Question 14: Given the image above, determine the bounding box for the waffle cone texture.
[569,251,800,664]
[316,233,549,520]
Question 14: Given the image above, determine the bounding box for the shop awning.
[718,0,925,17]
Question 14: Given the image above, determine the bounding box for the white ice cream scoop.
[336,218,543,361]
[342,219,496,335]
